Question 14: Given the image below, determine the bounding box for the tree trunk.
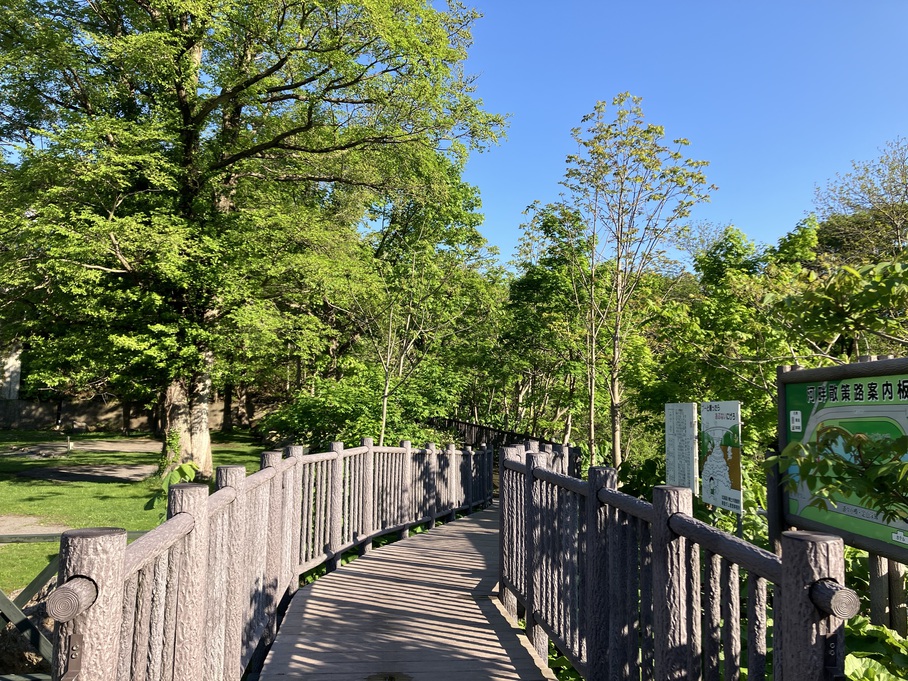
[162,378,193,467]
[610,335,623,469]
[121,401,132,435]
[221,382,234,433]
[563,373,575,445]
[161,373,214,478]
[610,382,622,469]
[379,395,388,447]
[379,373,391,447]
[236,384,248,427]
[587,320,596,466]
[587,373,596,466]
[610,264,625,469]
[244,389,255,426]
[190,369,213,476]
[149,394,162,436]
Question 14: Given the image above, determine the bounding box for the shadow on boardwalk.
[260,505,555,680]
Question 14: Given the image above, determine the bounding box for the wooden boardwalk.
[259,504,555,680]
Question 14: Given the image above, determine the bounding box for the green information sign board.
[778,358,908,562]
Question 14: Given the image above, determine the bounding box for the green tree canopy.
[0,0,503,474]
[540,93,714,466]
[815,137,908,259]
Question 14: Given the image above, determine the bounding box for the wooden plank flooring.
[260,504,555,680]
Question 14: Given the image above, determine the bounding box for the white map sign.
[700,401,742,514]
[665,403,698,495]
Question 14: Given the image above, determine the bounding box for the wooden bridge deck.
[259,504,555,680]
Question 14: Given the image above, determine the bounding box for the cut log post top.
[810,579,861,619]
[47,575,97,622]
[47,528,127,623]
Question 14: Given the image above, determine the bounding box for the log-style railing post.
[261,450,284,645]
[890,559,908,635]
[498,443,518,619]
[525,450,548,659]
[361,438,375,554]
[481,443,489,506]
[481,441,491,505]
[447,443,458,520]
[399,440,412,539]
[550,443,562,475]
[584,467,613,681]
[868,553,890,627]
[51,528,127,680]
[328,441,344,572]
[778,531,848,679]
[652,485,693,679]
[606,468,630,679]
[285,446,304,596]
[168,483,209,681]
[541,443,553,473]
[215,465,247,681]
[463,445,474,511]
[427,442,438,529]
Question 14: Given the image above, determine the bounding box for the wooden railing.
[500,448,861,681]
[44,439,494,680]
[427,416,576,459]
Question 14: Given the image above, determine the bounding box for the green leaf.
[845,655,901,680]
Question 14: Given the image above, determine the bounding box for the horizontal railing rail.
[499,448,861,681]
[44,438,494,680]
[500,441,579,478]
[0,531,146,544]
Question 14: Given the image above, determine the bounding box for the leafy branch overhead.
[770,259,908,355]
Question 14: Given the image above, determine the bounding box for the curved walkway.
[260,504,555,681]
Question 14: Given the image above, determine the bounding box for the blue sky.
[461,1,908,262]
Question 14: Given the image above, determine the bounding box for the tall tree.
[552,93,713,467]
[815,137,908,258]
[353,171,494,445]
[505,217,585,442]
[0,0,502,474]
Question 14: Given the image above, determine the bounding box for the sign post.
[700,401,742,515]
[665,403,698,496]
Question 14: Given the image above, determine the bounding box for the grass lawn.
[0,430,265,593]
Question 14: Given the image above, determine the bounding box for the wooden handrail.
[532,466,588,496]
[499,466,860,681]
[206,485,238,516]
[502,458,528,474]
[122,513,194,578]
[45,439,495,680]
[668,512,782,583]
[597,486,655,523]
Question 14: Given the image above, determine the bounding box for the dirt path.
[16,463,158,484]
[0,515,72,536]
[0,438,161,458]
